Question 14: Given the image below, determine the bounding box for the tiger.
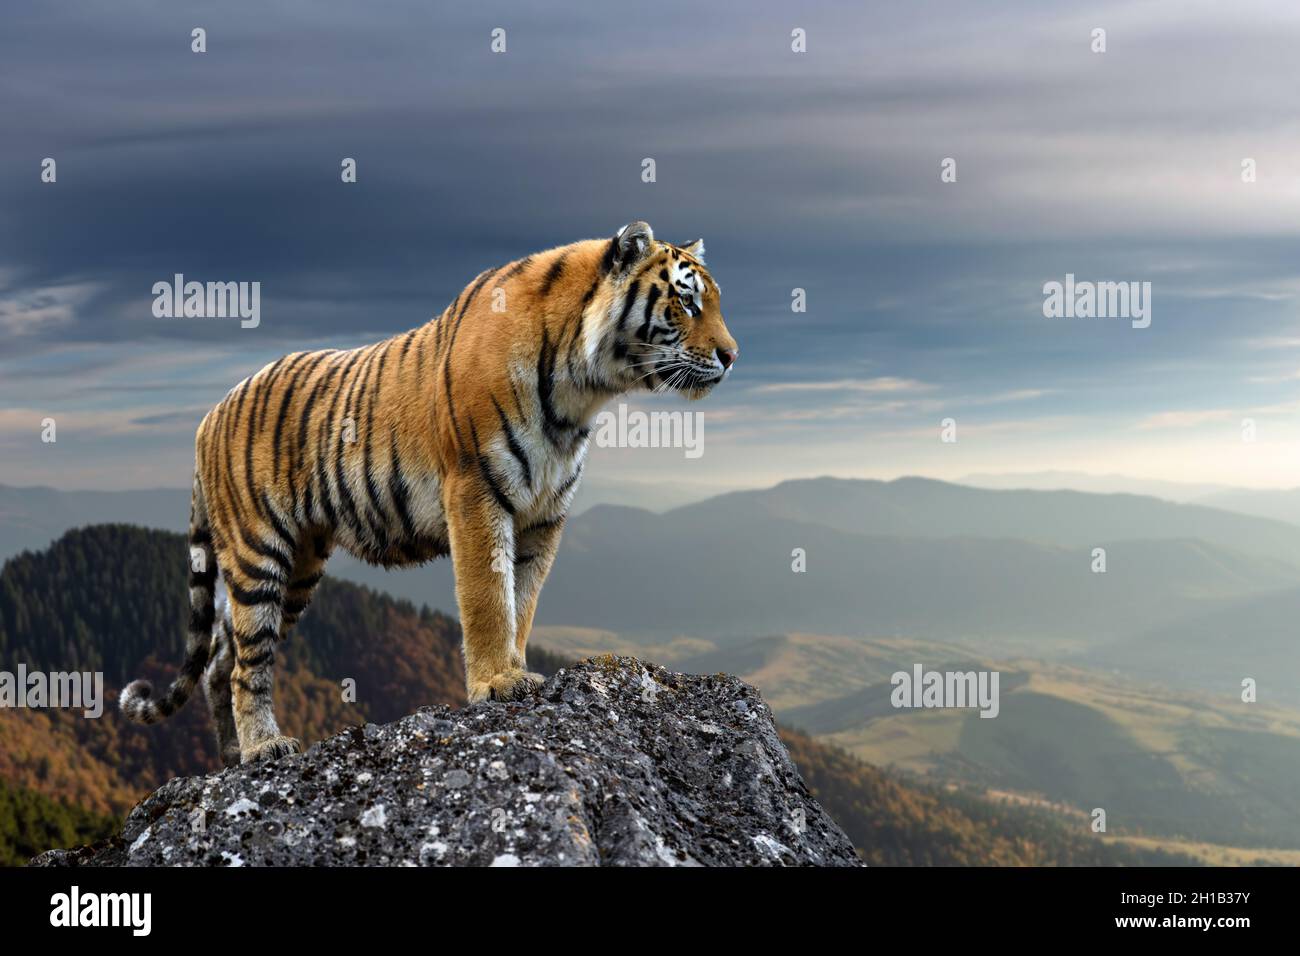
[119,221,739,765]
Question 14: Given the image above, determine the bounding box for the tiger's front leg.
[513,517,565,666]
[445,474,543,703]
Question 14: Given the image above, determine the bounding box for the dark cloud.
[2,0,1299,487]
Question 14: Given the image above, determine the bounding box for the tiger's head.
[603,221,738,400]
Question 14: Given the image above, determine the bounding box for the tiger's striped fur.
[120,222,739,765]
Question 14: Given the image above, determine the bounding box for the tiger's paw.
[469,670,545,704]
[241,735,302,764]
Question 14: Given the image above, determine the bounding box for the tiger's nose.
[716,347,738,370]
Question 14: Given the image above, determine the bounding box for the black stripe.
[616,280,642,332]
[316,357,353,528]
[387,429,418,541]
[253,354,293,431]
[302,478,315,525]
[521,515,565,536]
[245,535,293,575]
[635,307,658,343]
[564,296,588,384]
[188,604,215,633]
[443,324,467,452]
[399,329,418,362]
[616,281,640,332]
[507,378,526,419]
[440,265,504,456]
[477,455,516,516]
[334,350,377,543]
[296,359,341,458]
[237,648,275,669]
[536,327,579,446]
[492,396,533,488]
[235,553,285,584]
[180,648,207,681]
[553,464,583,502]
[458,266,501,321]
[600,237,618,274]
[611,281,643,361]
[233,626,278,649]
[188,566,217,588]
[289,571,323,592]
[359,349,390,545]
[469,419,516,516]
[540,252,568,297]
[502,255,533,281]
[273,351,331,481]
[315,457,338,527]
[225,578,283,607]
[260,493,296,550]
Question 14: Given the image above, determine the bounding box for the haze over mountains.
[5,475,1300,659]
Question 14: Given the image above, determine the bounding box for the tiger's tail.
[119,470,217,724]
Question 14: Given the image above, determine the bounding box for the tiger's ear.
[612,221,654,268]
[681,238,705,263]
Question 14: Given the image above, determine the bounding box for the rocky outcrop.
[34,657,860,866]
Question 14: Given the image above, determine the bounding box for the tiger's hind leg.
[203,612,241,768]
[280,532,332,638]
[218,530,301,763]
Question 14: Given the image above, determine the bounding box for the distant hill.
[1195,487,1300,529]
[677,627,1300,855]
[7,478,1298,653]
[0,484,190,565]
[1085,585,1300,702]
[534,506,1299,649]
[677,476,1300,566]
[960,471,1232,503]
[779,729,1199,866]
[0,477,725,566]
[312,478,1300,651]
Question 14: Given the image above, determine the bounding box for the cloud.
[4,1,1300,488]
[1136,409,1239,430]
[752,377,933,395]
[0,281,101,336]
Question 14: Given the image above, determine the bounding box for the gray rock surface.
[34,657,861,866]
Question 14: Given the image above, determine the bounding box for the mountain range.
[6,475,1300,669]
[0,525,1209,865]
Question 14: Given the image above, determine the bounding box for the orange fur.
[121,222,738,763]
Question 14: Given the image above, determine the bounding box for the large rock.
[34,657,861,866]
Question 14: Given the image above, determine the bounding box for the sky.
[3,0,1300,492]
